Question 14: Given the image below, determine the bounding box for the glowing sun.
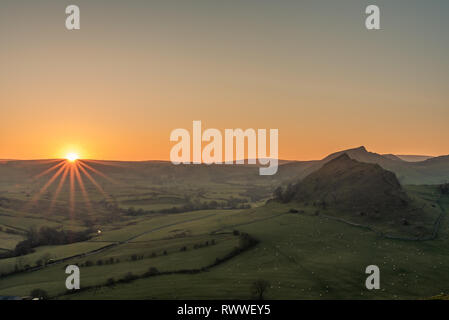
[66,153,79,162]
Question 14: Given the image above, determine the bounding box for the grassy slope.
[1,186,447,300]
[0,232,25,251]
[0,207,262,297]
[66,195,449,299]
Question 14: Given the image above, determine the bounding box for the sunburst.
[66,153,79,162]
[24,157,119,218]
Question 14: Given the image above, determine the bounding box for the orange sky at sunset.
[1,1,448,161]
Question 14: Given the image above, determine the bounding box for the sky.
[0,0,448,161]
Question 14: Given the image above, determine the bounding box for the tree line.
[125,197,251,216]
[0,226,92,259]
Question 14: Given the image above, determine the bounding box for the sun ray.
[78,160,118,185]
[22,156,119,219]
[82,159,126,168]
[74,162,93,213]
[25,163,67,211]
[49,163,69,212]
[33,160,65,180]
[69,164,76,218]
[33,159,63,165]
[77,163,112,201]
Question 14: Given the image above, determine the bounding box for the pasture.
[1,159,448,299]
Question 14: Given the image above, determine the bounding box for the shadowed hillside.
[322,146,403,166]
[0,154,447,299]
[277,146,449,185]
[274,154,441,238]
[277,154,409,211]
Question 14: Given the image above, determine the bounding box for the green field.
[1,158,448,300]
[0,194,448,299]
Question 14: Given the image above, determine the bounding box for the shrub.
[146,267,159,275]
[251,280,270,300]
[30,288,49,300]
[106,278,116,286]
[11,226,92,258]
[440,183,449,195]
[122,272,137,283]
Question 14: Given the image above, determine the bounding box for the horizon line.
[0,154,442,163]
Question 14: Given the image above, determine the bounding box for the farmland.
[0,156,448,299]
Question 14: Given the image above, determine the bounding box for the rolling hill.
[279,154,409,210]
[274,154,442,238]
[1,146,448,199]
[277,146,449,185]
[0,149,448,299]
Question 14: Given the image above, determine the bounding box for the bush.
[146,267,159,275]
[106,278,115,286]
[122,272,137,283]
[30,288,49,300]
[239,233,258,249]
[11,226,92,258]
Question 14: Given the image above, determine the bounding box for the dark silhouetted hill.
[273,154,443,238]
[278,154,410,213]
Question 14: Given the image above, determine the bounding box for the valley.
[1,146,448,300]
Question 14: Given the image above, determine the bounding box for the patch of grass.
[66,199,449,300]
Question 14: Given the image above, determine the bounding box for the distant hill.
[420,155,449,165]
[276,146,449,185]
[317,146,449,185]
[322,146,403,166]
[395,155,434,162]
[279,154,410,213]
[274,154,441,237]
[1,146,448,188]
[382,154,404,161]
